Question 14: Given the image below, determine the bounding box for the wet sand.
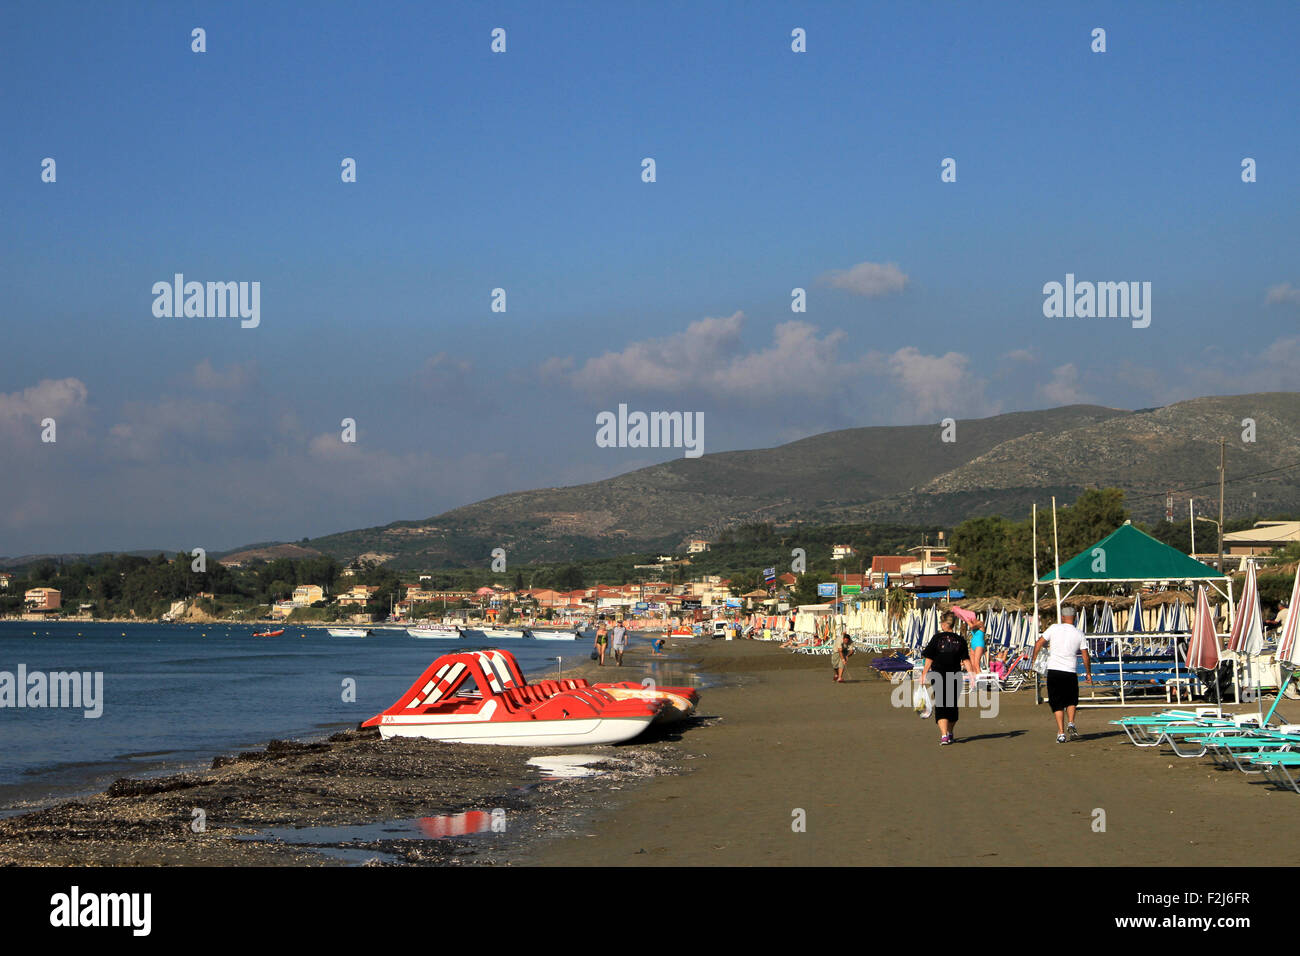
[538,639,1300,866]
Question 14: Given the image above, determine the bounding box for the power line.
[1128,455,1300,502]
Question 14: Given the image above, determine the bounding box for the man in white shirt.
[1031,605,1093,743]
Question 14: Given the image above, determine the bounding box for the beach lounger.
[1111,709,1236,747]
[1238,750,1300,792]
[1181,730,1300,772]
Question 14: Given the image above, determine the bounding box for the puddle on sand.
[233,811,510,865]
[527,754,619,779]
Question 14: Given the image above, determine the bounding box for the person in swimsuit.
[967,617,987,680]
[594,620,608,665]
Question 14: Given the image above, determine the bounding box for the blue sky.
[2,1,1298,555]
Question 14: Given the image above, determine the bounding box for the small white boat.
[327,627,372,637]
[475,627,529,639]
[407,625,464,639]
[529,629,582,641]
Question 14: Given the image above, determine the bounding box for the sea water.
[0,621,588,811]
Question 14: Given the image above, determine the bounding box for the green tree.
[555,564,584,591]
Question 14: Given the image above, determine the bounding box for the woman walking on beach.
[594,620,608,665]
[920,610,969,745]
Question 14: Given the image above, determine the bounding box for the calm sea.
[0,621,593,812]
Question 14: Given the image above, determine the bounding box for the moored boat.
[407,624,464,639]
[474,626,529,639]
[529,629,582,641]
[327,627,372,637]
[252,628,284,637]
[362,649,668,745]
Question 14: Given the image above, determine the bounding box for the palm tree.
[885,587,913,638]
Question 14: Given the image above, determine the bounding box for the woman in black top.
[920,610,970,745]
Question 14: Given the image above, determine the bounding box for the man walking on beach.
[611,621,628,666]
[1031,606,1093,743]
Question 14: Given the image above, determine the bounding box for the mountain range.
[7,393,1296,572]
[270,392,1300,569]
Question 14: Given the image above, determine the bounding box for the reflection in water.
[527,754,613,779]
[417,811,499,838]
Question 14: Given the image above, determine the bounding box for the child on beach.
[990,648,1009,680]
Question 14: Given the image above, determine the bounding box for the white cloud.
[1003,348,1036,363]
[0,378,89,441]
[876,346,997,420]
[1039,363,1090,405]
[190,359,257,391]
[1265,283,1300,306]
[821,261,908,297]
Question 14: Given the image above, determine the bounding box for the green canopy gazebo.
[1035,520,1234,706]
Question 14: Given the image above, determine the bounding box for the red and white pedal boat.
[362,649,697,746]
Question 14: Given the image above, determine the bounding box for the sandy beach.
[2,637,1297,867]
[537,639,1300,867]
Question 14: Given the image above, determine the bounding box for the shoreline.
[0,639,710,866]
[0,625,622,819]
[8,635,1297,867]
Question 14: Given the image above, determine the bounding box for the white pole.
[1189,499,1196,556]
[1051,497,1062,619]
[1032,503,1040,638]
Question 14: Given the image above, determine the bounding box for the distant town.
[5,502,1299,624]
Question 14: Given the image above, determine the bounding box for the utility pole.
[1218,438,1226,572]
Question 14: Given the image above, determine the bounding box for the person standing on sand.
[966,616,987,680]
[920,610,969,745]
[1031,605,1092,743]
[833,630,854,682]
[611,621,628,666]
[594,620,608,665]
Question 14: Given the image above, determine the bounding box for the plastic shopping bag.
[913,678,933,718]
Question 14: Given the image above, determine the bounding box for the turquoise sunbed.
[1242,751,1300,792]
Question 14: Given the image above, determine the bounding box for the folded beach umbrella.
[1187,586,1221,702]
[1263,566,1300,725]
[1129,592,1144,634]
[1097,602,1115,635]
[1227,560,1265,658]
[1277,567,1300,670]
[1155,603,1168,634]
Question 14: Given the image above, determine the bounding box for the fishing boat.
[407,624,464,639]
[252,628,284,638]
[362,649,672,745]
[327,627,372,637]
